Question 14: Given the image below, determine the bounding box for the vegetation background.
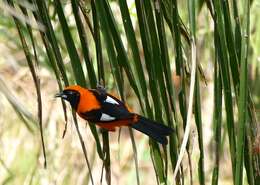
[0,0,259,185]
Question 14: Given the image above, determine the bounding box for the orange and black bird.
[55,85,173,144]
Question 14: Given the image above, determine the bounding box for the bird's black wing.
[81,90,132,122]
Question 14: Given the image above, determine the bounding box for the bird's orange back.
[65,85,101,113]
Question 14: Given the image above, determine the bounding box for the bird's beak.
[55,92,67,99]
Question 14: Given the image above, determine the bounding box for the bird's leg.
[96,83,105,90]
[95,84,107,98]
[99,127,110,133]
[97,123,116,132]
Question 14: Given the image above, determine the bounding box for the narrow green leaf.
[188,0,205,184]
[91,0,105,84]
[135,1,167,183]
[142,0,165,123]
[29,0,68,100]
[71,0,97,88]
[211,59,222,185]
[171,0,187,183]
[135,0,160,120]
[94,0,124,97]
[118,0,151,116]
[33,0,69,86]
[221,0,240,93]
[54,0,86,87]
[102,0,145,112]
[154,2,177,116]
[150,142,166,183]
[235,0,250,184]
[194,74,205,185]
[232,0,242,61]
[244,135,255,185]
[213,0,237,180]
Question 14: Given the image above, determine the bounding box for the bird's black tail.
[131,115,173,145]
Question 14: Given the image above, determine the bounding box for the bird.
[55,85,173,144]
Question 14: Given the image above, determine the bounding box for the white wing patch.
[100,113,116,121]
[105,96,119,105]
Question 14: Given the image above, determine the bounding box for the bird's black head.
[55,89,80,110]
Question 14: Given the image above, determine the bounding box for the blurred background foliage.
[0,0,259,185]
